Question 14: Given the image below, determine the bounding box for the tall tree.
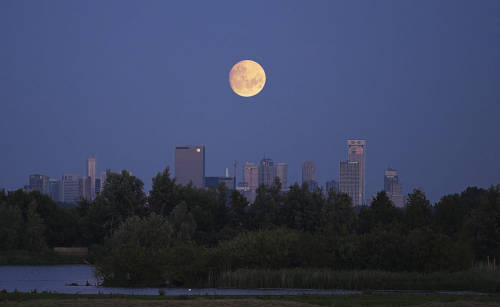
[406,189,432,230]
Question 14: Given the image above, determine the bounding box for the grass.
[210,268,500,292]
[1,291,500,307]
[0,250,86,265]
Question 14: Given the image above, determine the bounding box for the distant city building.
[339,161,361,206]
[48,178,61,202]
[99,169,111,193]
[304,179,319,192]
[325,180,339,194]
[258,157,275,187]
[80,176,92,201]
[29,174,49,195]
[205,176,235,190]
[384,168,405,208]
[242,162,259,203]
[62,174,81,203]
[87,156,96,200]
[301,161,316,184]
[175,145,205,188]
[95,178,101,196]
[347,139,366,205]
[275,162,288,191]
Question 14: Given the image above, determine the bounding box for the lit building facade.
[62,173,81,204]
[339,161,361,206]
[175,145,205,188]
[347,139,366,205]
[384,168,405,208]
[302,161,316,183]
[258,158,275,187]
[276,162,288,191]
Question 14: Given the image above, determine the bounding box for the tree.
[0,202,23,250]
[321,190,355,235]
[169,201,197,242]
[149,168,180,216]
[23,201,47,251]
[405,189,432,230]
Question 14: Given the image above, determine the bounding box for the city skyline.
[1,1,499,204]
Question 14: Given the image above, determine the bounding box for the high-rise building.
[325,180,339,194]
[347,139,366,205]
[258,157,275,187]
[339,161,361,206]
[62,174,81,204]
[29,174,49,195]
[80,176,92,200]
[99,169,111,193]
[175,145,205,188]
[48,178,61,202]
[302,161,316,183]
[95,178,101,196]
[275,162,288,191]
[87,156,96,200]
[384,168,405,208]
[241,162,259,203]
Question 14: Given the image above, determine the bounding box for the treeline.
[0,168,499,287]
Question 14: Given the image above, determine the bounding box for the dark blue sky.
[1,0,499,203]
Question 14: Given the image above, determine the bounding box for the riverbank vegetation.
[1,290,500,307]
[1,168,499,290]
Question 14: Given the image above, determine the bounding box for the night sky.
[1,0,499,203]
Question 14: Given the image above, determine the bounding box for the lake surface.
[0,265,487,296]
[0,265,361,295]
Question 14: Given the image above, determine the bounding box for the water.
[0,265,487,296]
[0,265,360,295]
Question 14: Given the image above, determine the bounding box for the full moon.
[229,60,266,97]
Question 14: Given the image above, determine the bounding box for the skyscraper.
[384,168,405,208]
[258,157,276,187]
[301,161,316,183]
[48,178,61,202]
[62,173,81,203]
[175,145,205,188]
[87,156,96,200]
[275,162,288,191]
[29,174,49,195]
[241,162,259,202]
[347,139,366,205]
[339,161,361,206]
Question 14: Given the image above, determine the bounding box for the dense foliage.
[1,168,499,287]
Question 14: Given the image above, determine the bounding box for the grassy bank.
[1,291,500,307]
[209,268,500,292]
[0,250,87,265]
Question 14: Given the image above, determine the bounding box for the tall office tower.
[275,162,288,191]
[242,162,259,202]
[347,139,366,205]
[87,156,96,200]
[384,168,405,208]
[48,178,61,202]
[258,157,276,187]
[339,161,361,206]
[175,145,205,188]
[301,161,316,183]
[95,178,101,196]
[62,174,81,203]
[325,180,339,194]
[29,174,50,194]
[80,176,92,200]
[100,169,111,193]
